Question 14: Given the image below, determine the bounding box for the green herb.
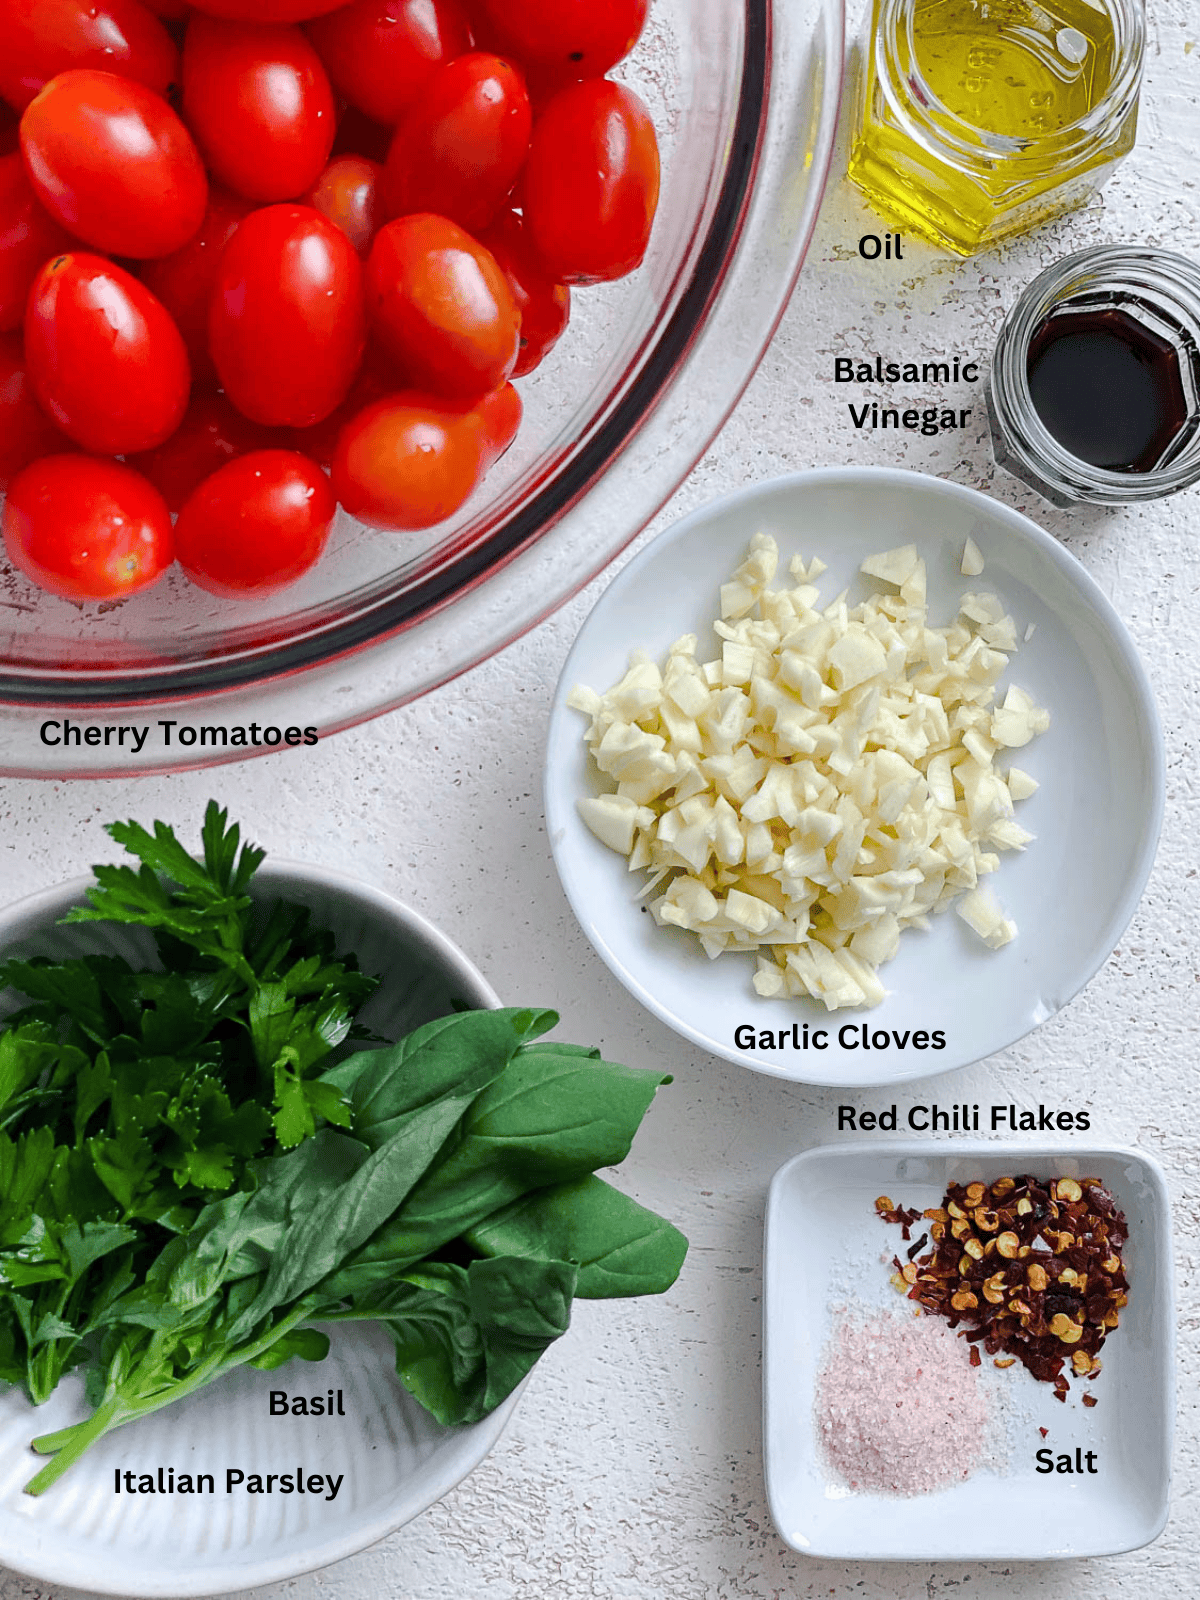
[0,804,378,1408]
[0,807,687,1495]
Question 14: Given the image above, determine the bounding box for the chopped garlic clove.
[960,536,985,576]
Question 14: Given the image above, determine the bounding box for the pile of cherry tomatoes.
[0,0,659,602]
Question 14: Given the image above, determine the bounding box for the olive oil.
[914,0,1113,139]
[849,0,1143,255]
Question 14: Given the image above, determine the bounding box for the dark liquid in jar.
[1026,305,1189,473]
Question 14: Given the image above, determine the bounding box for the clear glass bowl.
[0,0,845,776]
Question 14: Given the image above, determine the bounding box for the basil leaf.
[464,1175,688,1298]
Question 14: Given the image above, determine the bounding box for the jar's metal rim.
[990,244,1200,504]
[873,0,1146,171]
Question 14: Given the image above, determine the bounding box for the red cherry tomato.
[0,330,67,489]
[474,379,522,471]
[306,0,472,128]
[332,391,492,530]
[143,0,190,17]
[174,449,336,595]
[0,0,181,114]
[189,0,350,19]
[0,151,73,331]
[479,209,570,377]
[366,214,519,401]
[25,252,190,453]
[523,78,659,284]
[130,392,278,512]
[470,0,648,88]
[182,18,336,202]
[305,155,381,257]
[3,454,174,601]
[138,186,250,386]
[19,69,207,258]
[383,53,531,235]
[209,204,365,427]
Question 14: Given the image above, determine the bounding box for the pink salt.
[815,1311,988,1495]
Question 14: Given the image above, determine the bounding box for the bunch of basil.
[0,806,686,1495]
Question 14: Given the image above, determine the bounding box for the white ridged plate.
[0,864,521,1597]
[545,468,1164,1087]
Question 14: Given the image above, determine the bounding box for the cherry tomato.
[366,214,518,401]
[137,186,249,386]
[470,0,648,88]
[143,0,191,17]
[474,379,521,471]
[182,18,336,203]
[331,391,492,530]
[19,69,207,258]
[383,53,530,235]
[523,79,659,284]
[25,252,190,453]
[174,449,336,595]
[0,330,67,489]
[306,0,472,128]
[0,0,181,114]
[479,209,569,377]
[305,155,381,257]
[130,391,278,511]
[188,2,353,25]
[0,151,73,331]
[209,204,365,427]
[3,454,174,601]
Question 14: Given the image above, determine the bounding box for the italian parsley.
[0,806,687,1495]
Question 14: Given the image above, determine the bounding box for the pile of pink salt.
[815,1310,988,1495]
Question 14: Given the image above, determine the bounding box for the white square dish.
[763,1141,1174,1560]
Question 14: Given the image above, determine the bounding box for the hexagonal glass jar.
[988,245,1200,506]
[848,0,1145,257]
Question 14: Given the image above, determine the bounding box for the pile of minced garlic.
[568,534,1048,1012]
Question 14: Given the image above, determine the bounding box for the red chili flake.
[1039,1427,1048,1438]
[1082,1393,1098,1408]
[876,1174,1129,1399]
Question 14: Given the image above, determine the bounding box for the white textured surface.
[2,3,1199,1594]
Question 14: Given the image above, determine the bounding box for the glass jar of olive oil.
[848,0,1145,256]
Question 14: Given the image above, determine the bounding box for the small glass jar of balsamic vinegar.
[988,246,1200,506]
[848,0,1146,256]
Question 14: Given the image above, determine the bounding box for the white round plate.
[545,468,1164,1087]
[0,865,521,1597]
